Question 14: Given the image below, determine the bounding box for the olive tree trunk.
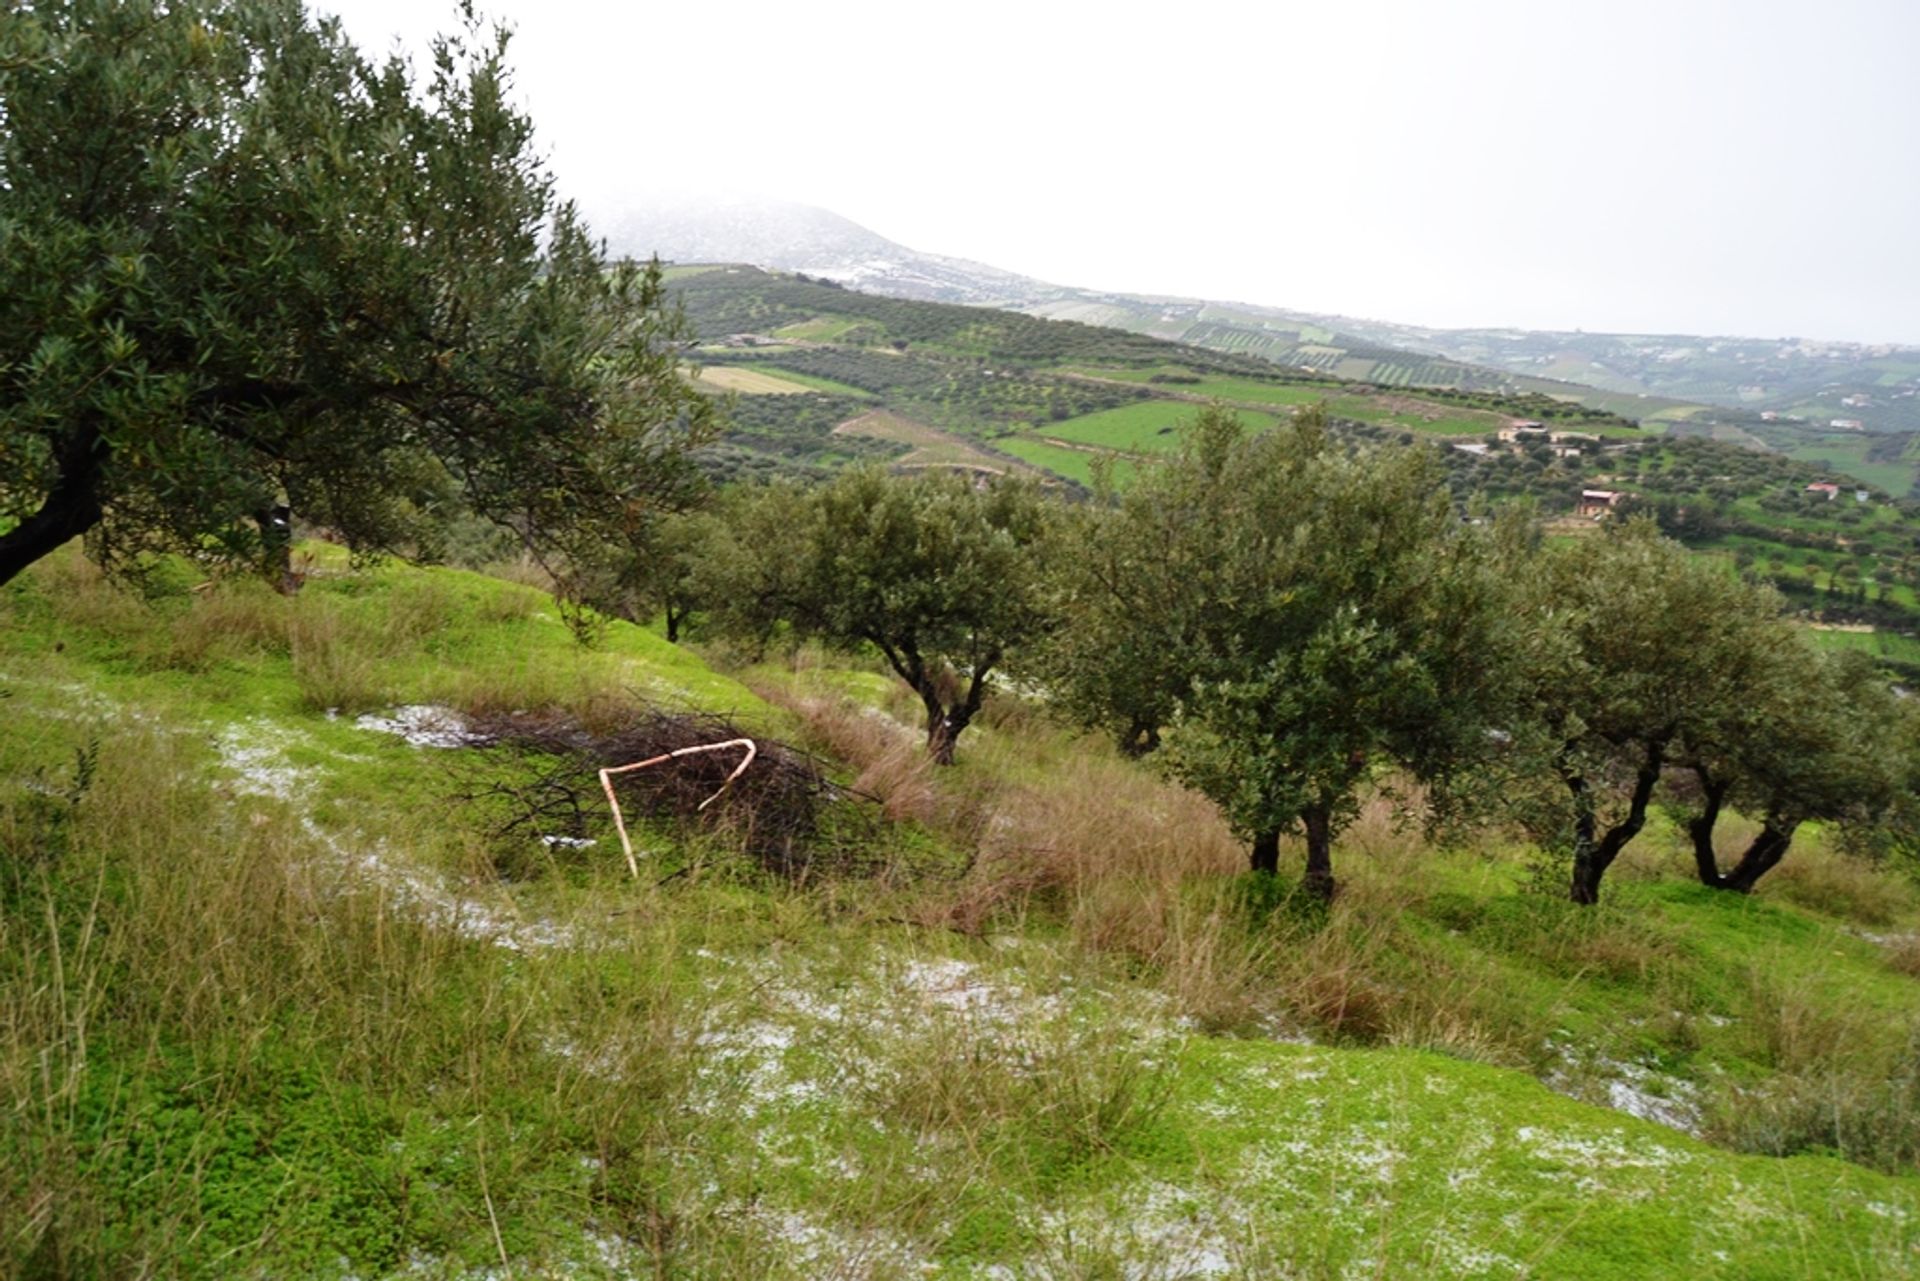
[1566,736,1667,906]
[1302,802,1337,902]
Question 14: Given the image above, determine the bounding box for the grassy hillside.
[6,547,1920,1277]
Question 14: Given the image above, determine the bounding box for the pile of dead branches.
[452,708,885,878]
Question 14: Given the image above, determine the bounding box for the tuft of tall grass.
[287,596,393,712]
[161,578,291,669]
[1702,1028,1920,1173]
[1761,836,1918,926]
[855,1006,1178,1177]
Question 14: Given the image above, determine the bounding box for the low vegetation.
[5,548,1920,1277]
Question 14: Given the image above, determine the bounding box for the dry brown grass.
[1885,934,1920,978]
[436,663,644,736]
[1761,835,1918,926]
[162,579,291,669]
[1740,969,1883,1075]
[750,685,940,825]
[287,597,393,712]
[29,548,155,638]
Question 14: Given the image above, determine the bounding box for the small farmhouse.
[1576,489,1628,519]
[1498,421,1549,443]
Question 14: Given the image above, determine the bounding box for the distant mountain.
[601,195,1511,391]
[601,195,1920,436]
[598,195,1045,307]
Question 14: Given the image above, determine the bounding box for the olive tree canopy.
[1047,406,1517,899]
[0,0,717,589]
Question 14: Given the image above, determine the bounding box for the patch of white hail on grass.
[213,717,581,951]
[1512,1124,1691,1195]
[215,721,310,799]
[748,1207,932,1278]
[1258,1012,1317,1045]
[1023,1180,1238,1279]
[353,704,483,748]
[1416,1232,1527,1279]
[895,957,1038,1018]
[1541,1033,1705,1135]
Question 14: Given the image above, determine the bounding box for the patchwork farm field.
[1324,394,1507,437]
[1805,626,1920,669]
[994,435,1135,487]
[748,365,878,399]
[833,410,1026,474]
[1044,402,1283,453]
[1066,366,1336,407]
[1782,436,1919,498]
[695,365,818,395]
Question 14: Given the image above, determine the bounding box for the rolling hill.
[665,265,1920,671]
[614,197,1920,495]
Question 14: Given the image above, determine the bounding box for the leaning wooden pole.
[597,738,757,879]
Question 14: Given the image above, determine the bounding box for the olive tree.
[1680,645,1905,892]
[1038,421,1246,757]
[0,0,717,591]
[1050,407,1517,899]
[1514,520,1793,904]
[704,468,1057,764]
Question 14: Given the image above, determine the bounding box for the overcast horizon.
[318,0,1920,347]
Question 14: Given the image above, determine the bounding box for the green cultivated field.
[1783,437,1919,498]
[1045,402,1283,453]
[1067,366,1336,407]
[1805,626,1920,668]
[1326,394,1507,436]
[749,365,878,399]
[994,435,1134,486]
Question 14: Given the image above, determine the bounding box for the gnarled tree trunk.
[1249,827,1280,875]
[1566,735,1668,906]
[257,503,297,594]
[0,421,105,589]
[1302,802,1336,902]
[1721,819,1798,893]
[1687,770,1733,888]
[1687,767,1800,894]
[888,640,996,766]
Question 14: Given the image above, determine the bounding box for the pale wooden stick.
[597,738,757,879]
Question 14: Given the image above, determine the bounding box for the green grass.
[1806,626,1920,667]
[994,435,1136,486]
[1783,437,1918,498]
[5,545,1920,1277]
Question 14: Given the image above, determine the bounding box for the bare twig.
[598,738,756,878]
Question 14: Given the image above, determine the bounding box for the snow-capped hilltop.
[595,194,1050,306]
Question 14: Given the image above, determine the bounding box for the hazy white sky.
[317,0,1920,344]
